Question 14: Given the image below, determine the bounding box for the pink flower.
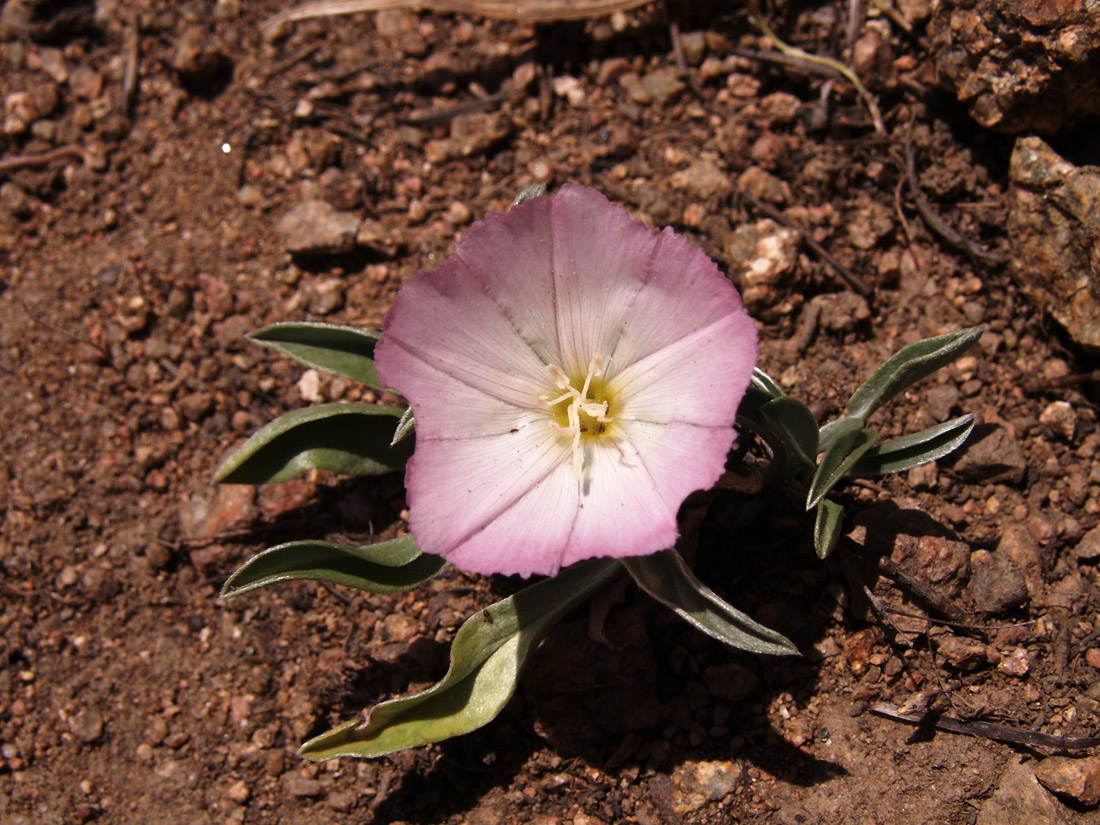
[375,185,758,577]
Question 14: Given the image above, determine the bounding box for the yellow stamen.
[541,354,614,480]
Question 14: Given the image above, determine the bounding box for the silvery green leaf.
[214,403,411,484]
[299,558,621,760]
[845,326,983,423]
[512,184,547,206]
[221,535,444,598]
[850,415,976,476]
[390,406,415,447]
[250,322,381,388]
[806,420,878,509]
[751,367,786,399]
[814,498,845,559]
[760,397,820,470]
[621,550,798,656]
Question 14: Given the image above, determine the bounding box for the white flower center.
[540,353,615,480]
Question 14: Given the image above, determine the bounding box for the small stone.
[672,760,740,815]
[171,25,230,85]
[968,548,1029,613]
[997,524,1042,598]
[226,779,250,804]
[703,663,759,702]
[279,200,360,255]
[236,184,263,207]
[670,160,729,200]
[327,791,355,811]
[1075,525,1100,561]
[1040,401,1077,440]
[978,760,1068,825]
[283,774,324,798]
[935,635,987,670]
[1085,648,1100,669]
[297,369,324,403]
[178,390,214,422]
[640,67,685,106]
[136,743,154,762]
[307,278,345,315]
[1034,756,1100,807]
[997,647,1030,676]
[69,709,104,743]
[179,485,257,539]
[953,427,1028,484]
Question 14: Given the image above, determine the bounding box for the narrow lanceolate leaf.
[390,406,415,447]
[221,535,444,599]
[806,420,878,510]
[849,414,976,477]
[845,326,984,424]
[299,558,622,760]
[760,397,820,471]
[621,550,798,656]
[814,498,845,559]
[250,322,382,388]
[751,367,786,399]
[214,403,411,484]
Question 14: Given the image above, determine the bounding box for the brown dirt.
[2,2,1100,824]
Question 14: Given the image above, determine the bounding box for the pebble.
[179,485,257,539]
[640,67,685,106]
[1039,401,1076,440]
[226,779,251,804]
[1034,756,1100,807]
[307,278,345,315]
[1078,525,1100,561]
[278,200,360,255]
[967,548,1029,613]
[996,524,1042,598]
[935,635,988,670]
[702,663,759,702]
[670,160,729,200]
[978,760,1068,825]
[671,759,740,815]
[953,427,1028,484]
[997,647,1030,677]
[69,709,104,743]
[283,774,325,798]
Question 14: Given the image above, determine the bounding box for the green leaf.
[221,535,445,598]
[850,414,976,476]
[814,498,845,559]
[214,403,411,484]
[250,322,382,388]
[512,183,547,206]
[760,397,820,470]
[621,550,798,656]
[390,406,415,447]
[299,558,622,760]
[845,326,983,423]
[806,420,878,509]
[751,367,786,399]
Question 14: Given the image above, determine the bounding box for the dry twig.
[264,0,652,34]
[904,128,1002,266]
[0,144,86,176]
[872,703,1100,750]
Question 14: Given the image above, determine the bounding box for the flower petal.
[402,424,577,577]
[611,311,758,426]
[603,224,751,376]
[548,186,661,376]
[452,195,563,368]
[376,256,550,415]
[615,420,736,516]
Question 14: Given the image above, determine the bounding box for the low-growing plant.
[215,184,980,760]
